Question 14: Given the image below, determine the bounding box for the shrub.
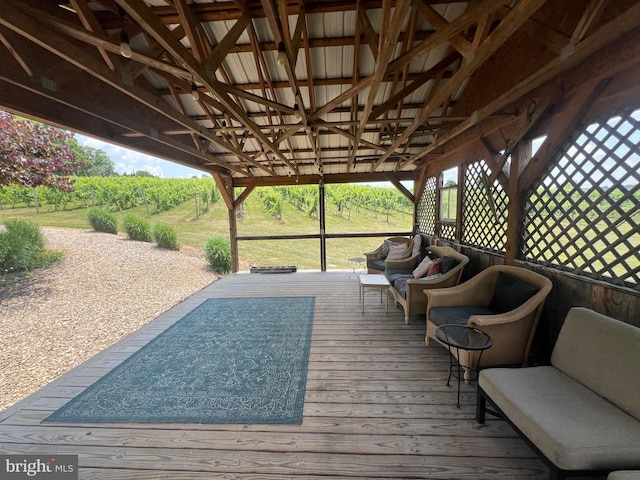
[204,236,231,274]
[123,213,152,242]
[153,223,178,250]
[0,219,62,274]
[87,208,117,234]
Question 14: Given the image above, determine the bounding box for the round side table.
[348,256,366,278]
[434,324,493,408]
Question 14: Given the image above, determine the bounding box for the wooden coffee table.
[358,274,390,314]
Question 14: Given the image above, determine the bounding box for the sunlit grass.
[0,194,412,270]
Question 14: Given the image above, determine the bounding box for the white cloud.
[75,134,205,178]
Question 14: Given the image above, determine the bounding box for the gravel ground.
[0,227,220,411]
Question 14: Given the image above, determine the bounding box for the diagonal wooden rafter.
[408,0,640,168]
[369,51,460,121]
[357,5,379,60]
[175,0,207,62]
[205,14,250,74]
[416,1,473,57]
[0,0,277,176]
[571,0,609,45]
[486,84,562,184]
[390,2,419,138]
[349,0,412,169]
[374,0,549,171]
[260,0,321,167]
[245,17,299,175]
[69,0,117,71]
[519,78,611,191]
[309,0,506,123]
[115,0,290,173]
[0,28,32,76]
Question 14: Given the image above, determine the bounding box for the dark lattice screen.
[438,222,457,241]
[461,161,509,252]
[523,107,640,289]
[417,176,437,235]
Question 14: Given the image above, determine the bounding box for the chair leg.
[425,335,431,346]
[476,388,486,424]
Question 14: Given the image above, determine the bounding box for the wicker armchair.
[363,236,413,274]
[425,265,552,380]
[386,246,469,324]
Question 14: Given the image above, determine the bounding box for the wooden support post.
[319,180,327,271]
[505,142,527,265]
[229,202,239,273]
[213,173,239,273]
[456,165,464,243]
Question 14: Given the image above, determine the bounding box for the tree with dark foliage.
[0,112,80,191]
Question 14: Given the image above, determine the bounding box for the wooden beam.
[387,174,415,204]
[349,0,412,168]
[376,0,548,170]
[115,0,288,173]
[411,1,640,166]
[416,1,473,57]
[487,84,561,184]
[0,10,254,176]
[204,14,250,73]
[310,0,504,123]
[357,4,379,60]
[519,77,611,192]
[69,0,117,70]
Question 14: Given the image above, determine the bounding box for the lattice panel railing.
[523,107,640,289]
[417,176,437,235]
[438,222,457,241]
[461,161,509,252]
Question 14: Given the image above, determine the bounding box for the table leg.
[385,287,389,313]
[361,285,364,314]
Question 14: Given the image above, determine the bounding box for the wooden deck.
[0,272,551,479]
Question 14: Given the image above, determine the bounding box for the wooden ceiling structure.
[1,0,640,198]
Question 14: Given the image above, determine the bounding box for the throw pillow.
[379,240,392,259]
[411,234,422,257]
[386,242,411,261]
[489,271,540,314]
[412,256,433,278]
[442,256,460,274]
[427,257,443,276]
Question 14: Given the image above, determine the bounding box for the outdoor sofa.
[477,307,640,480]
[385,245,469,324]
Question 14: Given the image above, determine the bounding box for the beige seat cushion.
[551,307,640,421]
[608,472,640,480]
[480,366,640,471]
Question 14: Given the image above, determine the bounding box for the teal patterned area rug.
[45,297,315,424]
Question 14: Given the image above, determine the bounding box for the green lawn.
[0,194,412,270]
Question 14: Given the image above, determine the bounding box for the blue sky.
[75,134,208,178]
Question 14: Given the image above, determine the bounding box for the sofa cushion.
[412,256,433,278]
[367,258,386,272]
[608,472,640,480]
[489,271,539,314]
[411,234,422,257]
[385,269,411,285]
[551,307,640,421]
[430,305,496,326]
[442,256,460,274]
[427,257,443,276]
[480,367,640,471]
[393,276,410,299]
[387,242,412,261]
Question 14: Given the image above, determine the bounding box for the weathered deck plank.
[0,272,549,479]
